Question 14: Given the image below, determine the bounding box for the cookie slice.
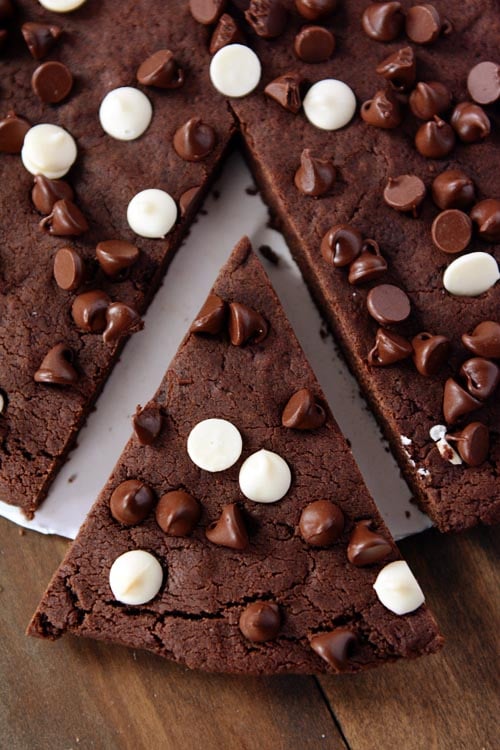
[28,238,442,673]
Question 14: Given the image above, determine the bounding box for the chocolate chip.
[155,490,201,536]
[72,290,110,333]
[320,224,362,267]
[376,46,416,91]
[366,284,411,325]
[467,61,500,106]
[53,247,85,291]
[470,199,500,242]
[347,520,392,566]
[460,358,499,400]
[405,4,442,44]
[133,403,163,445]
[239,601,281,642]
[31,61,73,104]
[21,22,61,60]
[96,240,140,277]
[102,302,142,344]
[294,25,335,63]
[431,169,475,211]
[190,293,226,335]
[0,112,30,154]
[39,199,88,236]
[245,0,288,38]
[173,117,217,162]
[415,116,455,158]
[294,149,336,197]
[409,81,451,120]
[31,174,74,214]
[412,332,450,376]
[282,388,326,430]
[443,378,482,424]
[179,186,200,217]
[264,73,302,113]
[451,102,490,143]
[348,239,387,285]
[299,499,344,546]
[360,88,402,129]
[137,50,184,89]
[447,422,489,467]
[228,302,268,345]
[189,0,226,24]
[462,321,500,359]
[367,328,413,366]
[110,479,156,526]
[431,209,472,254]
[205,503,249,549]
[295,0,336,20]
[310,628,357,670]
[361,2,404,42]
[209,13,245,54]
[383,174,426,214]
[34,343,78,386]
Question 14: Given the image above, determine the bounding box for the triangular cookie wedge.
[29,238,442,674]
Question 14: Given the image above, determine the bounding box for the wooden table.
[1,516,498,749]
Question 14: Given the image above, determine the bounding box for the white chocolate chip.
[303,79,357,131]
[109,550,163,605]
[429,424,462,465]
[373,560,425,615]
[209,44,261,98]
[127,189,177,238]
[0,392,5,415]
[400,435,412,446]
[99,87,153,141]
[187,418,243,472]
[443,252,500,296]
[239,449,291,503]
[38,0,87,11]
[417,467,430,477]
[21,124,77,179]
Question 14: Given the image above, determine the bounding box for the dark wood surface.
[1,517,498,750]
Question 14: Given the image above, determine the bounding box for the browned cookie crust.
[29,239,442,674]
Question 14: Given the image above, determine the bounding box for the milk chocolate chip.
[409,81,451,120]
[34,343,78,386]
[209,14,245,54]
[348,240,387,285]
[467,61,500,106]
[447,422,489,467]
[72,290,110,333]
[443,378,482,424]
[320,224,363,267]
[0,112,31,154]
[39,199,88,236]
[451,102,490,143]
[282,388,326,430]
[295,0,336,20]
[310,628,357,671]
[96,240,140,277]
[366,284,411,325]
[415,117,455,158]
[376,47,416,90]
[462,321,500,359]
[32,175,74,214]
[156,490,201,536]
[245,0,288,39]
[383,175,426,214]
[294,25,335,63]
[294,149,336,196]
[32,61,73,104]
[412,332,450,376]
[347,520,392,566]
[239,601,281,642]
[361,88,402,129]
[110,479,156,526]
[299,500,344,545]
[21,22,61,60]
[431,170,475,211]
[361,3,404,42]
[53,247,85,291]
[367,329,413,366]
[470,199,500,242]
[405,4,442,44]
[133,404,163,445]
[228,302,268,345]
[190,293,227,335]
[264,73,302,113]
[173,118,217,162]
[137,50,184,89]
[460,358,499,400]
[206,503,249,549]
[431,210,472,254]
[103,302,142,344]
[190,0,226,25]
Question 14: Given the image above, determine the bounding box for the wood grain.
[0,518,344,750]
[319,526,500,750]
